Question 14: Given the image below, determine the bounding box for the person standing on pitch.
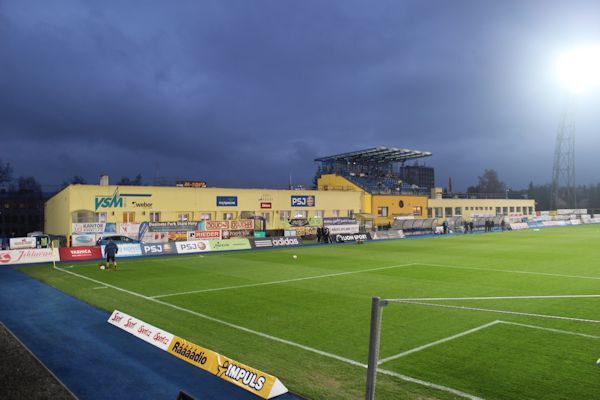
[105,238,119,271]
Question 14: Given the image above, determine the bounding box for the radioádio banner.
[107,310,288,399]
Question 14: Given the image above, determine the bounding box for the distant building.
[0,190,46,238]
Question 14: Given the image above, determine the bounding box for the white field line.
[418,262,600,281]
[498,321,600,340]
[379,320,600,366]
[388,294,600,302]
[379,321,502,365]
[151,262,419,298]
[398,301,600,324]
[92,286,108,290]
[52,266,480,400]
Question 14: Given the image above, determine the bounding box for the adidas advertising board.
[251,236,302,249]
[335,233,370,243]
[108,310,288,399]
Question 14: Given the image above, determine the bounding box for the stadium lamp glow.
[556,46,600,93]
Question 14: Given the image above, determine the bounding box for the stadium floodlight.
[556,46,600,93]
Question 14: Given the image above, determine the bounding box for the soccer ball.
[292,255,297,259]
[596,358,600,367]
[100,265,106,270]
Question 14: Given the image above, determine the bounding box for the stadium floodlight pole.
[551,45,600,209]
[365,296,388,400]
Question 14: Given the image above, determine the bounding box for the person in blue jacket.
[105,238,119,271]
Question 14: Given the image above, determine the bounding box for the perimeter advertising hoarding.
[59,246,102,261]
[291,195,315,207]
[334,233,370,243]
[0,248,59,265]
[107,310,288,399]
[323,218,356,225]
[251,237,302,249]
[100,243,142,258]
[140,243,177,255]
[324,224,360,234]
[175,240,211,254]
[210,239,251,252]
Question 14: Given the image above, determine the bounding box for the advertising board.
[140,243,176,255]
[107,310,288,399]
[291,195,315,207]
[230,220,254,230]
[209,239,251,252]
[222,229,252,239]
[168,231,189,242]
[334,233,370,243]
[323,218,356,225]
[9,237,37,250]
[119,223,141,238]
[100,243,142,258]
[72,234,98,247]
[216,196,238,206]
[187,230,222,240]
[251,237,302,249]
[0,248,59,265]
[59,246,102,261]
[325,224,360,234]
[148,221,200,232]
[175,240,211,254]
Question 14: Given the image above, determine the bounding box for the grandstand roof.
[314,146,432,163]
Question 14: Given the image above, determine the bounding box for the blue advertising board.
[140,243,177,255]
[216,196,238,206]
[291,195,315,207]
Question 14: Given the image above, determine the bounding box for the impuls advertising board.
[107,310,288,399]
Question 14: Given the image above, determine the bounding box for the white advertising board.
[107,310,174,351]
[100,243,142,257]
[9,237,37,250]
[175,240,211,254]
[0,248,59,265]
[325,224,360,234]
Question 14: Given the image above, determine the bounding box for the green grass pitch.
[19,225,600,399]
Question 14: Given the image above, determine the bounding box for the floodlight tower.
[551,99,576,209]
[551,46,600,209]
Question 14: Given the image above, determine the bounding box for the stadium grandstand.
[314,146,434,195]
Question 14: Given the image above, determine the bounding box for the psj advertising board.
[291,195,315,207]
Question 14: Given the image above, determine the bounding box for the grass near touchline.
[19,226,600,399]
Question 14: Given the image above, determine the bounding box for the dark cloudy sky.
[2,0,600,192]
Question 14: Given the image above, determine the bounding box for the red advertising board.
[188,230,222,240]
[59,246,103,261]
[260,202,272,209]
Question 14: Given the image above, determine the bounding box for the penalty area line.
[52,266,480,400]
[387,294,600,302]
[150,262,420,299]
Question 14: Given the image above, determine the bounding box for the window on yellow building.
[377,207,388,217]
[123,212,135,223]
[178,213,189,222]
[413,206,422,216]
[149,212,160,222]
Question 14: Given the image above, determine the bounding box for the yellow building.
[317,174,536,226]
[44,182,364,236]
[317,174,428,227]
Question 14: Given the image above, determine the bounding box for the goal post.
[365,296,388,400]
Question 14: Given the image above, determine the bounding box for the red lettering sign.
[59,246,103,261]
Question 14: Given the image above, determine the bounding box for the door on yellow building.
[122,212,135,223]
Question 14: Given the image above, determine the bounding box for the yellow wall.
[317,174,371,213]
[45,184,364,235]
[428,198,536,220]
[44,186,71,235]
[371,195,428,226]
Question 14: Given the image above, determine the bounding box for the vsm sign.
[95,190,152,211]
